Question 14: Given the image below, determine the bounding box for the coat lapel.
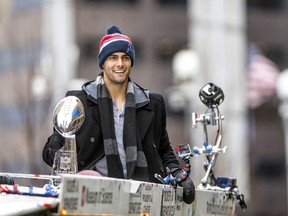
[90,106,102,127]
[137,108,154,141]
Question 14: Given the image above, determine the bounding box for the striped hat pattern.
[98,25,135,69]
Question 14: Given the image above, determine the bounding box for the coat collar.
[82,76,150,109]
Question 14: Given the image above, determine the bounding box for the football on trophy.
[53,96,85,137]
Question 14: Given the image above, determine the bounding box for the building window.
[0,106,22,128]
[247,0,285,10]
[80,39,99,59]
[0,44,41,73]
[12,0,44,11]
[83,0,139,4]
[154,38,186,62]
[157,0,186,6]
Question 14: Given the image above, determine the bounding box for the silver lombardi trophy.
[51,96,85,186]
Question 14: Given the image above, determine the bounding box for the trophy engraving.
[51,96,85,186]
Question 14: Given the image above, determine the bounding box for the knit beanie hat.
[98,25,135,69]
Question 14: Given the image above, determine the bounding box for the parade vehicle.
[0,83,247,215]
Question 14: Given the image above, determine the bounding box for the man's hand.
[173,169,195,204]
[50,132,65,151]
[179,177,195,204]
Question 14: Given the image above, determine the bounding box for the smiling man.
[42,25,195,204]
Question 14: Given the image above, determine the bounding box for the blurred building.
[0,0,286,215]
[0,0,46,176]
[247,1,287,216]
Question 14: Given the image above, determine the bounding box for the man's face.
[102,52,132,86]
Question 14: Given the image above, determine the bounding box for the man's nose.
[116,58,124,66]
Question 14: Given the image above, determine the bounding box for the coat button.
[90,137,95,142]
[80,161,85,166]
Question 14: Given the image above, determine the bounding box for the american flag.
[247,53,279,109]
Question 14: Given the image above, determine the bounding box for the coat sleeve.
[42,90,81,167]
[151,93,181,172]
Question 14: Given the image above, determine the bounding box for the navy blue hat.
[98,25,135,69]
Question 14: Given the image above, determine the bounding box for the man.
[0,175,14,185]
[42,25,195,204]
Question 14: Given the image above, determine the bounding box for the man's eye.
[108,56,117,60]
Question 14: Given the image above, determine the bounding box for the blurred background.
[0,0,287,215]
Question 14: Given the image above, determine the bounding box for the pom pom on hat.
[98,25,135,69]
[107,25,122,34]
